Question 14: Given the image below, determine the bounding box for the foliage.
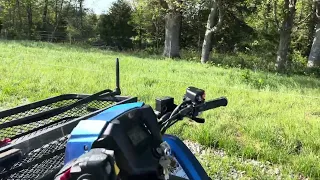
[0,0,98,42]
[130,0,165,49]
[97,0,136,50]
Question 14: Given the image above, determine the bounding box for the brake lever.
[191,117,205,123]
[189,103,205,123]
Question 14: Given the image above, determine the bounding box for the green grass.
[1,40,320,179]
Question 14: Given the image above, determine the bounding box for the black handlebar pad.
[200,97,228,112]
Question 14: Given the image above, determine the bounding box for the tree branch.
[289,0,297,8]
[205,0,218,30]
[159,0,169,9]
[296,13,312,26]
[297,0,304,23]
[209,0,224,33]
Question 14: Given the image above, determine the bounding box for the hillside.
[0,40,320,179]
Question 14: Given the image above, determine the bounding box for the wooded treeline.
[0,0,319,74]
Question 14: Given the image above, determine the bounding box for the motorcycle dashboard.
[92,105,162,176]
[127,124,149,146]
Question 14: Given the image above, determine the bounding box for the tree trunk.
[308,1,320,68]
[275,0,297,72]
[154,19,159,50]
[41,0,48,40]
[55,0,58,24]
[276,30,291,70]
[197,6,202,52]
[308,24,320,67]
[305,0,316,56]
[139,26,142,49]
[42,0,48,28]
[163,11,181,58]
[79,0,83,33]
[201,31,213,63]
[51,0,65,42]
[42,0,48,26]
[15,0,22,36]
[7,0,13,28]
[201,0,223,64]
[26,1,33,39]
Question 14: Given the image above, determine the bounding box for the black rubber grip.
[202,97,228,111]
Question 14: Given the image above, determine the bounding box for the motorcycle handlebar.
[160,96,228,133]
[199,97,228,112]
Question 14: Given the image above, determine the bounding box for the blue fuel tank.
[64,102,210,180]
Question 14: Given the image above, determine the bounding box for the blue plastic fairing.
[64,120,106,164]
[64,102,144,164]
[87,102,144,121]
[163,134,209,180]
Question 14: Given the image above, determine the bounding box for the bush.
[305,67,320,78]
[288,50,308,74]
[209,52,274,72]
[181,49,201,61]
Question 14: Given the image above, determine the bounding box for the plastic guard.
[64,102,144,165]
[163,134,210,180]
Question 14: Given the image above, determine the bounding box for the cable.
[169,102,184,119]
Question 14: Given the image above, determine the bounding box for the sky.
[84,0,117,15]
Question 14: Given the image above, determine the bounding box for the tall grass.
[0,40,320,179]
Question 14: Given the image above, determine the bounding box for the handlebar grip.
[202,97,228,111]
[191,117,205,123]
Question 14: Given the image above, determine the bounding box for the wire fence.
[0,30,92,43]
[6,57,320,100]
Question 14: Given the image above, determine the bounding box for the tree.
[40,0,49,40]
[201,0,224,63]
[26,0,33,39]
[16,0,23,37]
[79,0,83,29]
[274,0,298,72]
[308,0,320,68]
[180,0,207,50]
[97,0,136,49]
[131,0,166,50]
[0,5,3,33]
[159,0,183,58]
[51,0,65,41]
[131,0,153,49]
[291,0,314,57]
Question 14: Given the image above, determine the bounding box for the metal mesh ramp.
[0,96,115,141]
[1,136,68,180]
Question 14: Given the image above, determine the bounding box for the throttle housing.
[184,87,205,104]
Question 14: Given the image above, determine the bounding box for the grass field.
[1,40,320,179]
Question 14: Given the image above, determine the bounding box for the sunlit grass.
[0,40,320,179]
